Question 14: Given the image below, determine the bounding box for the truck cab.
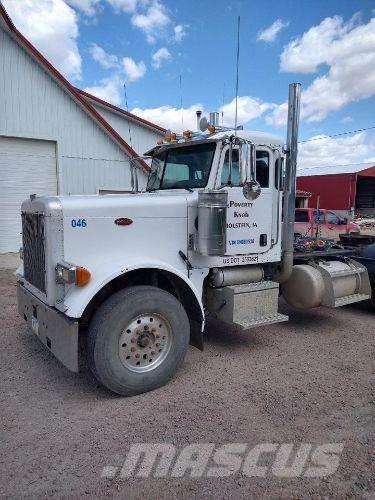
[294,208,360,241]
[16,84,371,396]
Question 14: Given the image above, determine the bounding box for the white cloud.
[3,0,82,81]
[340,116,353,124]
[257,19,289,42]
[151,47,171,69]
[268,15,375,127]
[122,57,146,81]
[131,103,204,132]
[219,96,275,127]
[131,0,170,43]
[89,43,119,69]
[66,0,101,16]
[174,24,186,42]
[280,15,352,73]
[105,0,139,13]
[131,95,275,133]
[298,132,375,168]
[84,74,123,105]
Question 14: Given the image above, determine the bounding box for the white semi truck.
[17,84,371,395]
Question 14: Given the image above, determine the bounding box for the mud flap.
[189,319,204,350]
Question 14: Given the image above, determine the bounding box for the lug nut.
[135,353,140,359]
[131,337,136,343]
[156,334,160,339]
[144,325,149,330]
[131,347,136,352]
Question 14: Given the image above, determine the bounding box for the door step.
[333,293,370,308]
[235,312,289,330]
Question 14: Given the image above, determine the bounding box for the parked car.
[294,208,360,241]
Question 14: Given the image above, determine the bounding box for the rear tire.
[87,285,190,396]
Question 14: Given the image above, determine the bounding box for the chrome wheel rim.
[118,313,172,373]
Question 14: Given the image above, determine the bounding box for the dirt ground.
[0,269,374,499]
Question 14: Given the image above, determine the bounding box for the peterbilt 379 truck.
[17,84,371,396]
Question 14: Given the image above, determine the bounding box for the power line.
[300,125,375,143]
[298,160,375,170]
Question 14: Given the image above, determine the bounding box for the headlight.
[55,262,91,287]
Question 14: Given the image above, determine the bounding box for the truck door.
[218,145,276,255]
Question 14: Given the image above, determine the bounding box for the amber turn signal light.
[75,266,91,287]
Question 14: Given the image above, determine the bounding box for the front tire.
[87,285,190,396]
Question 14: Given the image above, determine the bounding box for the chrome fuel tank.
[197,190,227,256]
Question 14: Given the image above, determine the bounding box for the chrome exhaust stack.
[274,83,301,283]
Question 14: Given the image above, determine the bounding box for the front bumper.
[17,282,79,372]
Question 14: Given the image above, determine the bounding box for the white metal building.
[0,3,165,252]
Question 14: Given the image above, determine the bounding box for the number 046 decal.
[71,218,87,228]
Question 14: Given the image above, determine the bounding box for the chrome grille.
[22,212,46,292]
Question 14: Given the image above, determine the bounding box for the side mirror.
[241,142,261,200]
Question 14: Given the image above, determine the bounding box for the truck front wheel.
[87,285,190,396]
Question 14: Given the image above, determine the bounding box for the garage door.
[0,137,57,253]
[356,176,375,214]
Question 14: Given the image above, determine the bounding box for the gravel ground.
[0,269,374,499]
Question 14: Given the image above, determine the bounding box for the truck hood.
[55,191,194,219]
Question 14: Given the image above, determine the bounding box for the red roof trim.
[77,88,166,135]
[0,3,14,29]
[0,3,150,173]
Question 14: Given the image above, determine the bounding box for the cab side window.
[256,151,269,188]
[327,211,340,225]
[312,210,325,223]
[275,157,284,189]
[221,149,240,186]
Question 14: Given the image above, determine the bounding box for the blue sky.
[3,0,375,167]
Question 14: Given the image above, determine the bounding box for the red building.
[297,163,375,216]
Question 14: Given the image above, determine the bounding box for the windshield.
[147,142,216,191]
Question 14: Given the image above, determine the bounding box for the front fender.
[62,257,205,321]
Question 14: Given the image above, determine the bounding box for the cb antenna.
[179,74,184,132]
[234,15,240,137]
[222,82,226,125]
[123,82,133,150]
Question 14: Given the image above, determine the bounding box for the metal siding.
[296,173,356,210]
[91,104,160,157]
[0,27,145,196]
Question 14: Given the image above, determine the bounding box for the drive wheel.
[87,285,190,396]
